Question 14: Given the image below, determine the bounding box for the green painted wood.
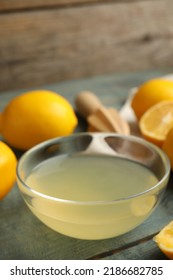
[0,69,173,260]
[102,239,168,260]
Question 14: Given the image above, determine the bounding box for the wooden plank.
[0,0,173,92]
[0,70,173,260]
[101,239,168,260]
[0,0,153,12]
[0,0,95,11]
[0,69,169,108]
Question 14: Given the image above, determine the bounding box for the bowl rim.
[16,132,171,205]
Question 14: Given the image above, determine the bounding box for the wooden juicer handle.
[75,91,130,134]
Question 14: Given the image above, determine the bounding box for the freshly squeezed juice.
[25,155,159,239]
[26,155,158,200]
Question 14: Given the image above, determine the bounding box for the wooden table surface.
[0,69,173,260]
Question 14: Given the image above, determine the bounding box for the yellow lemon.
[154,221,173,259]
[0,90,78,150]
[139,101,173,147]
[0,141,17,200]
[131,79,173,120]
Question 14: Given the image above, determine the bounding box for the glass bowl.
[16,133,170,240]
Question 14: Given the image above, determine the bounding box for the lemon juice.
[26,154,158,200]
[25,155,159,239]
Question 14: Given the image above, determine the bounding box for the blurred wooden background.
[0,0,173,92]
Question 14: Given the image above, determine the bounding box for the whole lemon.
[0,90,78,150]
[0,141,17,200]
[131,79,173,120]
